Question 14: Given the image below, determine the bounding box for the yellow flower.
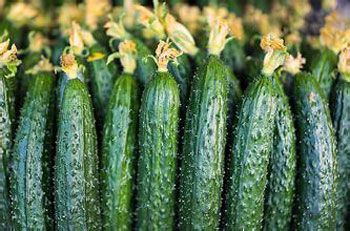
[26,57,54,75]
[28,32,49,53]
[164,14,198,56]
[260,34,287,76]
[173,4,201,34]
[68,22,84,55]
[227,13,244,41]
[104,15,128,40]
[58,3,84,33]
[60,54,79,79]
[208,19,231,56]
[0,38,21,78]
[283,53,306,75]
[155,40,182,72]
[285,33,302,47]
[85,0,111,30]
[118,40,137,74]
[134,4,165,39]
[7,2,38,27]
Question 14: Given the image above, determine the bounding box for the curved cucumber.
[330,78,350,230]
[225,74,276,230]
[0,71,14,230]
[137,71,180,230]
[263,74,296,230]
[293,72,336,230]
[179,55,228,230]
[87,44,118,122]
[55,78,101,230]
[310,48,337,98]
[10,71,55,230]
[101,73,139,230]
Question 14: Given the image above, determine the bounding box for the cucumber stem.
[119,40,137,74]
[154,40,182,72]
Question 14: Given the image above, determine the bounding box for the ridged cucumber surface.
[225,74,276,230]
[179,55,228,230]
[55,78,101,230]
[263,74,296,230]
[311,48,337,98]
[293,72,336,230]
[330,78,350,230]
[10,71,55,230]
[101,73,139,230]
[0,71,14,230]
[137,71,180,230]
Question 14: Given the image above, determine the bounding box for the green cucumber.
[87,44,118,123]
[0,70,14,230]
[101,73,139,230]
[179,55,228,230]
[55,78,101,230]
[263,74,296,230]
[293,72,337,230]
[224,74,276,230]
[134,39,156,86]
[221,39,246,75]
[310,48,337,98]
[10,71,55,230]
[137,71,180,230]
[330,77,350,230]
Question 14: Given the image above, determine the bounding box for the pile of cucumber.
[1,0,350,230]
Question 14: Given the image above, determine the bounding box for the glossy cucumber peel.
[137,71,180,230]
[11,71,55,230]
[55,55,101,230]
[179,54,228,230]
[263,73,296,231]
[101,40,139,230]
[310,48,337,98]
[224,74,276,230]
[331,48,350,230]
[293,72,336,230]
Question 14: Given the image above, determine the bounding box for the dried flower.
[60,54,79,79]
[208,19,231,56]
[283,53,306,75]
[155,40,182,72]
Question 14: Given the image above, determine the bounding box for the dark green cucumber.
[0,70,14,230]
[137,71,180,230]
[293,72,336,230]
[330,77,350,230]
[87,44,118,122]
[310,48,337,98]
[224,74,276,230]
[263,74,296,230]
[18,52,42,105]
[221,39,246,75]
[10,71,55,230]
[55,78,101,230]
[52,36,68,66]
[134,39,156,86]
[101,73,139,230]
[179,55,228,230]
[168,54,192,104]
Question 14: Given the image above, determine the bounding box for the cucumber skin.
[10,72,55,230]
[225,74,276,231]
[137,71,180,230]
[101,73,139,231]
[311,48,337,98]
[221,39,246,75]
[293,72,337,230]
[0,73,14,230]
[330,78,350,230]
[134,39,156,86]
[87,44,118,122]
[179,55,228,230]
[263,75,296,231]
[55,79,101,231]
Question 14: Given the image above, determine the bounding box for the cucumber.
[10,71,55,230]
[221,39,246,75]
[331,74,350,229]
[134,39,156,86]
[293,72,337,230]
[87,44,118,123]
[137,71,180,230]
[0,70,14,230]
[224,74,276,230]
[310,48,337,98]
[101,73,139,230]
[55,57,101,230]
[179,55,228,230]
[263,74,296,230]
